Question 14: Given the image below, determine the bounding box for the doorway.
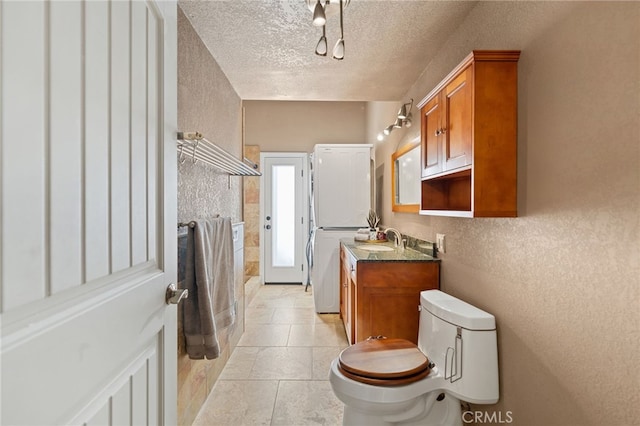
[260,153,308,284]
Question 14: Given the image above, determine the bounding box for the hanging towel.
[183,217,236,360]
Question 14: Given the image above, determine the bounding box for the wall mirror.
[391,139,421,213]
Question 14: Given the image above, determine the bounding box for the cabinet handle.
[435,129,441,136]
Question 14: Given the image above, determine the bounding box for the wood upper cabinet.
[421,66,473,177]
[421,91,443,176]
[339,244,440,345]
[443,67,473,172]
[418,50,520,217]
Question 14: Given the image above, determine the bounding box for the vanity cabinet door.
[339,245,356,344]
[354,261,440,344]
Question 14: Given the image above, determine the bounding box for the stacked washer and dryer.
[307,144,373,313]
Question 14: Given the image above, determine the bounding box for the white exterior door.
[0,1,178,424]
[261,154,307,284]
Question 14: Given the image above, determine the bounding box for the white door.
[0,1,178,424]
[261,154,307,284]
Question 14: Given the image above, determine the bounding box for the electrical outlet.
[436,233,446,254]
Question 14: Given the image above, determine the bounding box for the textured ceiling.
[178,0,478,101]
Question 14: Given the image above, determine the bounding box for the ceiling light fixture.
[315,25,327,56]
[306,0,350,60]
[379,99,414,140]
[332,0,345,60]
[312,0,326,26]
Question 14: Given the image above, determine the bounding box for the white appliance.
[308,144,373,313]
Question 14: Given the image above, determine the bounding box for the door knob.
[166,283,188,305]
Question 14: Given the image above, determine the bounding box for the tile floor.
[193,284,348,426]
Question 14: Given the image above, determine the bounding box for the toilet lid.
[338,338,431,386]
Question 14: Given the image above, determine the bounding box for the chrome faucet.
[385,228,402,248]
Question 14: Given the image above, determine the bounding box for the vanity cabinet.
[418,50,520,217]
[340,243,440,345]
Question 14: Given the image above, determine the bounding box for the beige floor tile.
[271,381,344,426]
[237,324,291,346]
[250,346,313,380]
[249,295,300,309]
[219,346,260,380]
[271,307,318,324]
[313,346,347,380]
[294,294,316,308]
[245,307,275,324]
[192,380,278,426]
[315,313,342,324]
[288,323,348,347]
[194,284,346,424]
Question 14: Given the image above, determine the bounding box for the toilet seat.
[338,338,432,386]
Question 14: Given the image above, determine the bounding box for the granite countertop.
[341,238,440,263]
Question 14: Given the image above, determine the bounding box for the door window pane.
[272,165,295,267]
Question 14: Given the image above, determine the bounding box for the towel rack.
[177,131,261,176]
[178,214,220,229]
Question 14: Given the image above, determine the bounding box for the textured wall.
[375,2,639,425]
[176,7,244,426]
[243,100,367,152]
[177,14,242,224]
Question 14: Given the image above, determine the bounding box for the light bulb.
[332,39,344,60]
[312,0,326,27]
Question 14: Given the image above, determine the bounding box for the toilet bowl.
[329,290,499,426]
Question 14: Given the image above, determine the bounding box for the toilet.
[329,290,499,426]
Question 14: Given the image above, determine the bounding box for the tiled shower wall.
[243,145,260,278]
[176,7,244,426]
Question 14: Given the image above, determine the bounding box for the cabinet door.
[443,66,473,172]
[362,287,423,343]
[339,247,355,344]
[421,94,443,177]
[355,262,440,344]
[339,250,348,327]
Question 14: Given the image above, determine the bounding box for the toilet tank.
[418,290,499,404]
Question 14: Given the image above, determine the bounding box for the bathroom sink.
[356,245,395,252]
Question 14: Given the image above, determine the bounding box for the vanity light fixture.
[306,0,349,60]
[378,99,414,141]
